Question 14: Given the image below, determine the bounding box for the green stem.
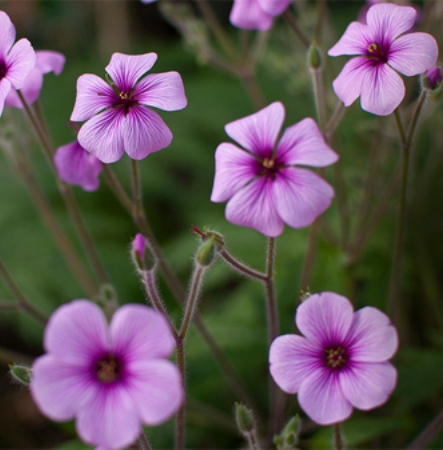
[282,9,310,48]
[313,0,326,44]
[407,408,443,450]
[218,248,267,281]
[175,341,186,450]
[333,423,345,450]
[136,432,152,450]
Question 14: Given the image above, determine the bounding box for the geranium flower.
[30,300,183,449]
[0,11,35,116]
[70,52,187,163]
[210,102,338,237]
[328,3,438,116]
[5,50,65,108]
[269,292,398,425]
[54,140,102,191]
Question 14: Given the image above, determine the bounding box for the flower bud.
[9,364,32,386]
[308,44,322,70]
[274,415,301,450]
[422,66,442,91]
[195,233,221,267]
[131,233,156,271]
[235,403,256,434]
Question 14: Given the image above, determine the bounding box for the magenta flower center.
[255,154,285,180]
[324,345,347,370]
[95,354,122,383]
[0,60,7,80]
[117,90,137,115]
[366,42,388,63]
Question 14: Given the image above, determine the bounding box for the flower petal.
[388,33,438,76]
[225,102,284,157]
[210,143,257,203]
[259,0,292,16]
[296,292,354,347]
[225,176,285,237]
[30,355,96,421]
[76,384,140,449]
[35,50,66,75]
[273,168,335,229]
[123,106,172,160]
[136,71,187,111]
[110,304,175,362]
[43,300,109,365]
[77,108,125,163]
[345,307,398,362]
[5,38,36,90]
[70,74,116,122]
[331,57,369,107]
[0,11,15,57]
[0,78,12,116]
[230,0,274,31]
[298,367,353,425]
[5,66,43,107]
[106,52,157,91]
[328,22,373,56]
[126,360,183,425]
[269,334,322,394]
[339,362,397,410]
[277,118,338,167]
[360,63,405,116]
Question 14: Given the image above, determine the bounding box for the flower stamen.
[96,355,121,383]
[325,345,347,369]
[263,158,275,170]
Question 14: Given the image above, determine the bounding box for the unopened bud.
[196,234,218,267]
[308,44,322,70]
[235,403,256,434]
[422,66,442,91]
[94,283,119,319]
[9,364,32,386]
[131,233,156,271]
[274,415,301,450]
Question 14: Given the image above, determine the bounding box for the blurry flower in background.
[211,102,338,237]
[0,10,35,116]
[30,300,183,449]
[70,52,187,163]
[54,140,102,191]
[422,65,443,91]
[269,292,398,425]
[328,3,438,116]
[5,50,65,108]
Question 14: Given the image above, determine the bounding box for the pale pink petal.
[0,78,12,116]
[298,367,353,425]
[0,12,15,56]
[77,108,125,163]
[5,67,42,107]
[210,143,257,203]
[5,39,36,89]
[360,63,405,115]
[345,307,398,362]
[35,50,65,75]
[106,52,157,91]
[43,300,109,365]
[366,4,416,44]
[110,304,174,362]
[269,334,322,394]
[273,168,334,228]
[225,102,284,157]
[328,22,373,56]
[123,106,172,160]
[388,33,438,76]
[277,118,338,167]
[230,0,274,31]
[70,74,116,122]
[225,176,285,237]
[332,57,370,107]
[136,71,187,111]
[77,385,140,449]
[339,362,397,410]
[126,360,183,425]
[259,0,292,16]
[30,355,96,421]
[296,293,354,347]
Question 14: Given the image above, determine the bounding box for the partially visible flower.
[70,52,187,163]
[141,0,157,3]
[269,292,398,425]
[54,140,102,191]
[328,4,438,116]
[30,300,183,449]
[210,102,338,237]
[0,11,35,116]
[5,50,65,108]
[422,65,442,91]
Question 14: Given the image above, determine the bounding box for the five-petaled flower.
[30,300,183,449]
[328,3,438,116]
[70,52,187,163]
[269,292,398,425]
[0,11,35,116]
[210,102,338,237]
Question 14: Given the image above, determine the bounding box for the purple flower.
[30,300,183,449]
[70,52,187,163]
[5,50,65,108]
[210,102,338,237]
[0,11,36,116]
[269,292,398,425]
[328,3,438,116]
[423,65,442,90]
[54,140,102,191]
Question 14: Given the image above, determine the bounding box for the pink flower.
[423,65,442,90]
[30,300,183,449]
[5,50,65,108]
[210,102,338,237]
[54,140,102,191]
[70,52,187,163]
[328,4,438,116]
[269,292,398,425]
[0,11,36,116]
[230,0,292,31]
